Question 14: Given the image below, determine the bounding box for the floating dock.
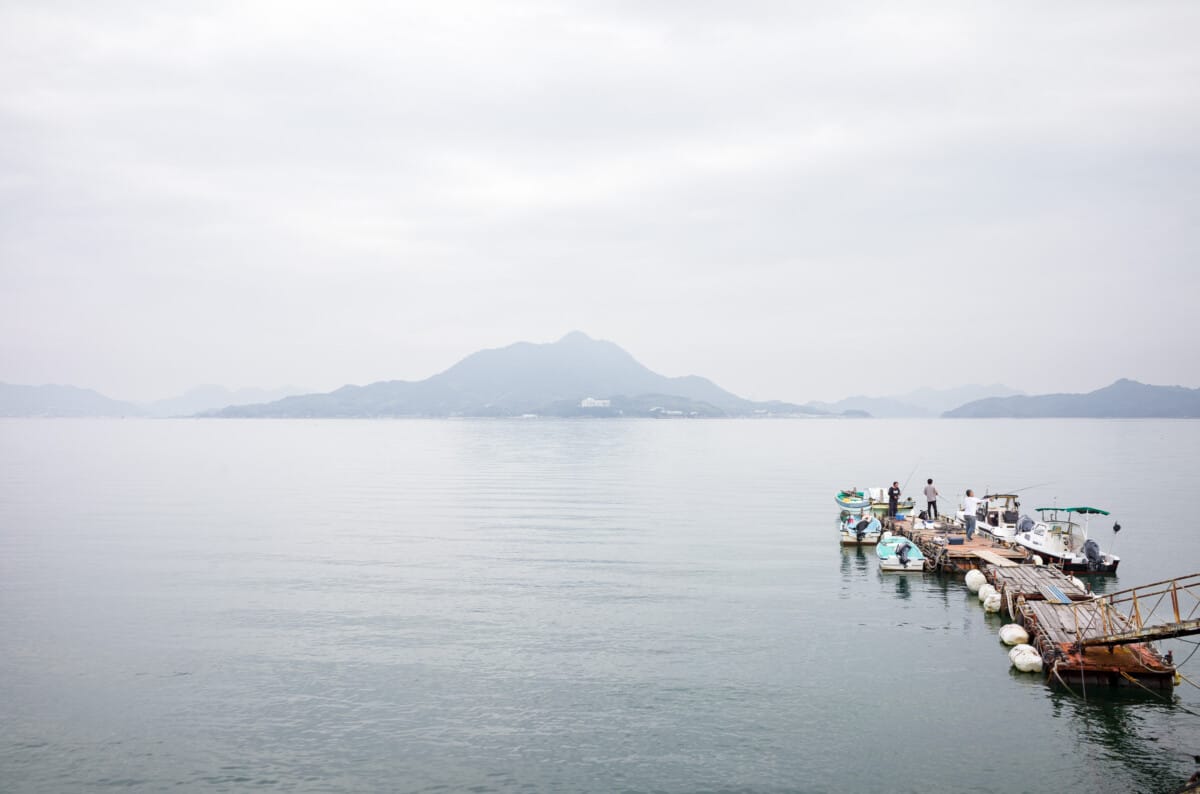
[986,564,1092,618]
[984,566,1197,691]
[887,516,1029,573]
[866,507,1200,694]
[1020,600,1177,690]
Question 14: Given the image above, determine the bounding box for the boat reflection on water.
[1078,572,1120,596]
[893,574,911,600]
[1048,690,1199,793]
[839,545,870,577]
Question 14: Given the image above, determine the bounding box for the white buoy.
[1069,575,1086,591]
[978,583,996,603]
[1011,648,1043,673]
[984,592,1002,612]
[999,624,1029,646]
[1008,644,1037,662]
[1032,555,1044,566]
[965,569,986,593]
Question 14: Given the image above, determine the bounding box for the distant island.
[212,332,829,419]
[5,341,1198,419]
[944,379,1200,418]
[0,383,305,418]
[805,384,1023,418]
[0,383,143,417]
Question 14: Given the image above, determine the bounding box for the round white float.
[978,583,996,603]
[1011,648,1043,673]
[984,592,1002,612]
[1008,644,1037,662]
[965,569,987,592]
[998,624,1029,646]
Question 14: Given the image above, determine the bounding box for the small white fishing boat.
[840,514,882,546]
[956,493,1022,541]
[876,532,926,572]
[1012,506,1121,574]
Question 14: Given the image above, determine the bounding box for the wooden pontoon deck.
[886,516,1029,573]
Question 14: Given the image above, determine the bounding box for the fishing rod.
[901,461,920,491]
[984,480,1055,497]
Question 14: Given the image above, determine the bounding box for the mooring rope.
[1052,664,1079,697]
[1118,672,1200,716]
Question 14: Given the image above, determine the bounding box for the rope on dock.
[1051,665,1079,696]
[1117,672,1200,716]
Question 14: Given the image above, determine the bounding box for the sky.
[1,1,1198,403]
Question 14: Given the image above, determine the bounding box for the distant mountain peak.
[213,333,825,418]
[945,379,1200,418]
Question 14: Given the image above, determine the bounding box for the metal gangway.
[1074,573,1200,648]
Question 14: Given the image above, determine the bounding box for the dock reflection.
[1048,690,1197,792]
[840,545,870,577]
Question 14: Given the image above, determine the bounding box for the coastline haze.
[2,3,1198,403]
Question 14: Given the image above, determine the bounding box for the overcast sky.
[2,1,1197,403]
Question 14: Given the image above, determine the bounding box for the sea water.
[1,418,1198,793]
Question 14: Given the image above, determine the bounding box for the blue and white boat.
[876,532,926,572]
[835,489,870,511]
[840,514,882,546]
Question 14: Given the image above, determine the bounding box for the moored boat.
[1012,506,1121,574]
[958,493,1022,541]
[840,514,882,546]
[835,489,870,510]
[876,531,926,572]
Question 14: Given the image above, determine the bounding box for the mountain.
[141,385,307,417]
[0,382,143,417]
[808,384,1022,418]
[944,379,1200,418]
[212,331,827,418]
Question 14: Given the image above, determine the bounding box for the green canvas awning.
[1034,506,1110,515]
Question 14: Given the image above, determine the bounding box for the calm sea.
[1,418,1198,793]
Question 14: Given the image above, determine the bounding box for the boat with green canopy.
[1012,506,1121,574]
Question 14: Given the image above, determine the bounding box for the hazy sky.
[2,1,1197,403]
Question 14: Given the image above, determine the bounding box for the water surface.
[1,418,1198,792]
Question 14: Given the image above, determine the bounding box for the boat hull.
[876,535,926,572]
[879,558,926,573]
[1020,548,1120,574]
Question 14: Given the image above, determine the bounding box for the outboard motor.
[897,541,912,568]
[1083,539,1103,570]
[855,519,870,540]
[1017,515,1036,534]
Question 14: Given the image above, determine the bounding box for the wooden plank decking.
[888,517,1029,573]
[974,549,1019,567]
[1019,600,1176,690]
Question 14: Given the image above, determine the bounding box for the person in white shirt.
[962,489,980,540]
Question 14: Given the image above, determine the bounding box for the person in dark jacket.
[887,481,901,519]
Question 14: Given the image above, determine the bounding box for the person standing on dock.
[924,478,939,519]
[887,481,901,519]
[962,489,979,540]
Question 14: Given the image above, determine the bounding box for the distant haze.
[2,3,1198,402]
